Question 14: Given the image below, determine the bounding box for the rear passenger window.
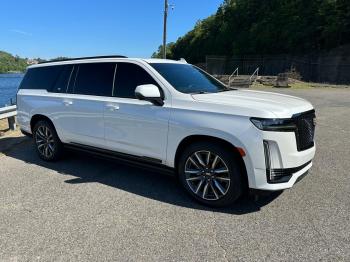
[67,65,78,94]
[114,63,159,99]
[74,63,116,96]
[19,66,63,91]
[51,65,73,93]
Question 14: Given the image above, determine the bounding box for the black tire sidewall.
[33,120,63,161]
[178,142,243,207]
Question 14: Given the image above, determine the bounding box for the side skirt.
[64,143,175,176]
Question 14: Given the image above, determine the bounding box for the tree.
[152,43,175,59]
[0,51,27,73]
[152,0,350,63]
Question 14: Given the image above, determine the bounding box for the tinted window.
[67,65,77,94]
[74,63,116,96]
[51,65,73,93]
[114,63,159,98]
[19,65,63,91]
[150,63,227,94]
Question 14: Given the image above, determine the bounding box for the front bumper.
[244,129,315,191]
[252,160,313,191]
[266,159,311,184]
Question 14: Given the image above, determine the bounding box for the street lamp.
[163,0,174,59]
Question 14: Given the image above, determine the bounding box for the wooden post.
[8,116,16,131]
[163,0,168,59]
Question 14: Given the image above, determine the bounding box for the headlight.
[250,117,296,131]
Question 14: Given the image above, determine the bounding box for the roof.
[38,55,127,64]
[28,57,187,69]
[142,58,187,64]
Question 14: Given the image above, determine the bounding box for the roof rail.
[39,55,128,64]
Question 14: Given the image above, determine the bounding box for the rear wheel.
[178,142,243,207]
[33,120,63,161]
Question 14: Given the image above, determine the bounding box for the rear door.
[63,62,116,148]
[17,65,72,138]
[103,62,170,162]
[47,64,77,140]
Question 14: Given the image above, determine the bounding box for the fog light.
[263,140,292,184]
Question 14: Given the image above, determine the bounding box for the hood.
[191,89,314,118]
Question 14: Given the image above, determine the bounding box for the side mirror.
[135,84,164,106]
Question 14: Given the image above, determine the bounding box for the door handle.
[63,100,73,106]
[106,104,120,111]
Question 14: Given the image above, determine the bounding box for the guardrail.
[0,105,17,131]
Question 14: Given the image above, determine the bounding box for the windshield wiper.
[190,91,211,94]
[218,87,236,92]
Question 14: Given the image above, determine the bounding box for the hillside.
[0,52,72,73]
[153,0,350,63]
[0,51,27,73]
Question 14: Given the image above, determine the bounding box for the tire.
[33,120,63,161]
[178,141,243,207]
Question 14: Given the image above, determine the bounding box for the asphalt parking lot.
[0,88,349,261]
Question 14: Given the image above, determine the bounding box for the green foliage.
[151,43,175,58]
[50,56,70,62]
[0,52,74,73]
[0,51,27,73]
[153,0,350,63]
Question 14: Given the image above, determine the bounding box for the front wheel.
[178,142,243,207]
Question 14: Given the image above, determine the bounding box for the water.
[0,73,24,107]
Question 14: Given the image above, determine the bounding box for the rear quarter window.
[19,65,64,91]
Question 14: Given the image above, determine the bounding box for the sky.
[0,0,223,59]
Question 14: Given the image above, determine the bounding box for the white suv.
[17,56,316,207]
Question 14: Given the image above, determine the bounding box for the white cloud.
[9,29,33,36]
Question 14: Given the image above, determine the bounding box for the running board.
[64,143,175,176]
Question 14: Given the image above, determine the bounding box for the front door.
[103,62,170,162]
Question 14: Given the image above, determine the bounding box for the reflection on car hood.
[191,89,314,118]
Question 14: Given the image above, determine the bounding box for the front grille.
[294,110,316,151]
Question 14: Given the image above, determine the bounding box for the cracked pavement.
[0,88,349,261]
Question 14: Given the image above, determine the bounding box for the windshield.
[150,63,229,94]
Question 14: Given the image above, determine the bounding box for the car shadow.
[1,136,282,215]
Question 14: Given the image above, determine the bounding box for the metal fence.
[205,55,350,84]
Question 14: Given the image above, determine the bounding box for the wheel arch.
[30,114,56,133]
[174,135,248,189]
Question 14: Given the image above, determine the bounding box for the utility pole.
[163,0,168,59]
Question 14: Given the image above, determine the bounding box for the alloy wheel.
[184,150,231,201]
[35,125,55,158]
